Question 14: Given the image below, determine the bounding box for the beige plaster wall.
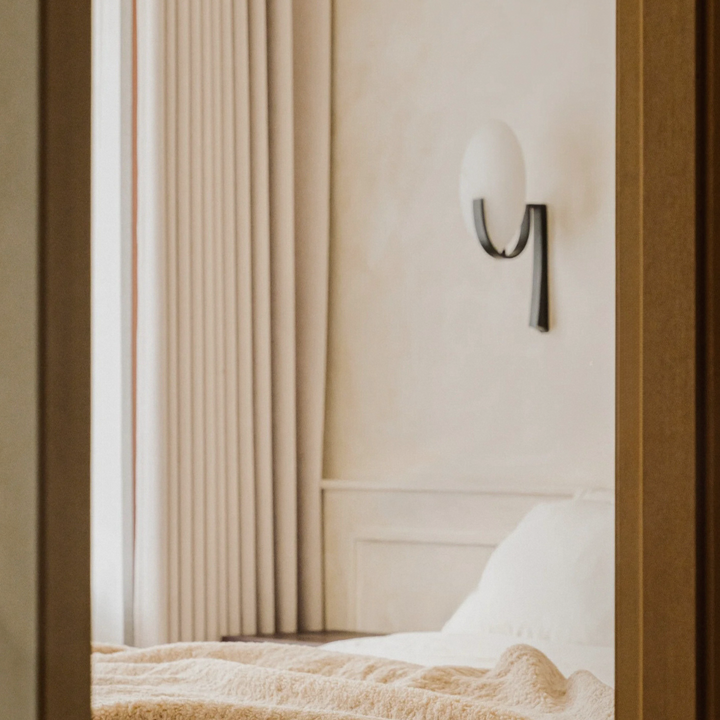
[324,0,615,489]
[0,0,39,716]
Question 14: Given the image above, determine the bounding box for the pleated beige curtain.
[134,0,331,645]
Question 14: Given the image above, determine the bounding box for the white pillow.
[442,497,614,647]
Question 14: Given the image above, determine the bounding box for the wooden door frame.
[697,0,720,715]
[38,1,92,718]
[616,0,719,717]
[35,0,717,717]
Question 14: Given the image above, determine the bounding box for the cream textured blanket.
[92,641,613,720]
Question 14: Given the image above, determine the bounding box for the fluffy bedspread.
[92,641,613,720]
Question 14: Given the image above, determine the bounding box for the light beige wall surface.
[0,1,39,717]
[325,0,615,489]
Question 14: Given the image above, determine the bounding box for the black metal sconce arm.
[471,198,549,332]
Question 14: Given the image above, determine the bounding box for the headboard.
[322,479,577,634]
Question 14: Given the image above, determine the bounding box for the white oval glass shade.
[459,121,527,251]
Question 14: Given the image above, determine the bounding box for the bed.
[92,496,614,719]
[322,495,615,688]
[322,630,614,688]
[92,640,612,719]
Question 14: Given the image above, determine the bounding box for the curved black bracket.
[472,198,531,259]
[471,198,549,333]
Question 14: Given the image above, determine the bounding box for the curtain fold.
[292,0,332,634]
[134,0,331,645]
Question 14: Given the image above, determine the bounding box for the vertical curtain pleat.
[221,0,243,638]
[136,0,331,644]
[210,0,227,640]
[247,0,276,636]
[164,0,180,644]
[233,0,258,636]
[201,0,219,644]
[267,0,299,635]
[292,0,332,633]
[175,0,194,644]
[189,0,207,642]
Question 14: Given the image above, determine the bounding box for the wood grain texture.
[616,0,699,716]
[38,0,92,718]
[641,0,698,715]
[699,0,720,714]
[0,1,40,717]
[615,0,642,713]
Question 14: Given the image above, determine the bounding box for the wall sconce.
[460,120,549,332]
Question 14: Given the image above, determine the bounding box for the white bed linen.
[442,499,614,647]
[323,631,615,688]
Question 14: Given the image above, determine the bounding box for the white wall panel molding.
[323,483,574,633]
[322,478,583,497]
